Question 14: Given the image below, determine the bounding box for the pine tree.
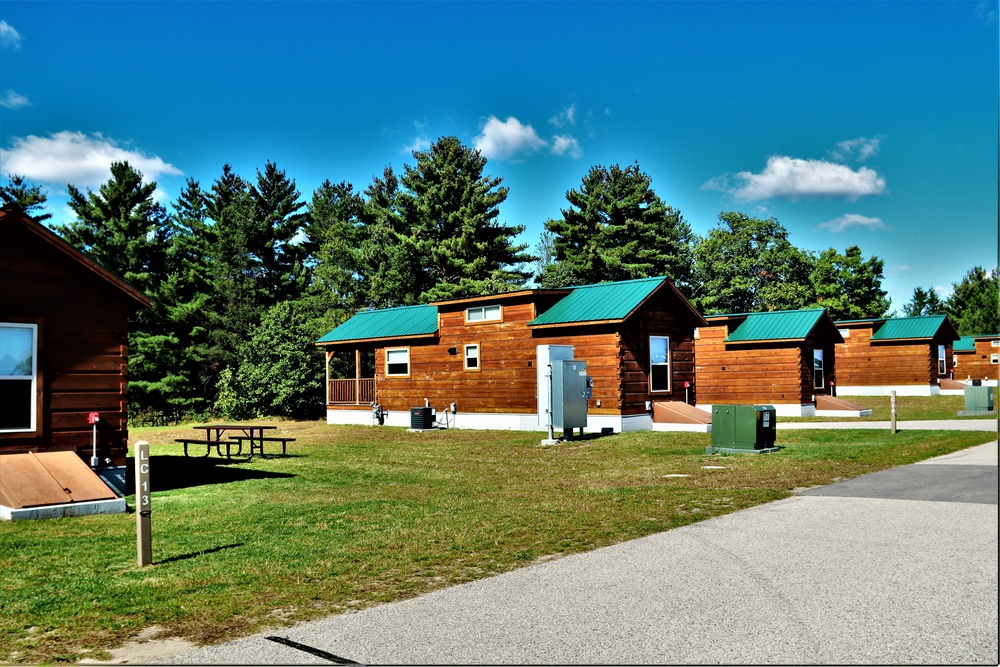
[399,136,533,302]
[1,174,52,222]
[540,163,694,292]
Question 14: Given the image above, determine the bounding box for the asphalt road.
[155,434,998,666]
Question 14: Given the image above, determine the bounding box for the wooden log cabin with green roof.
[1,206,151,468]
[833,315,961,395]
[952,335,1000,386]
[693,309,849,416]
[315,276,707,433]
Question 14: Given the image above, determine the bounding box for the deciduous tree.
[691,212,813,314]
[809,245,891,320]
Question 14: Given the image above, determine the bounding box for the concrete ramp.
[816,395,873,417]
[651,402,712,432]
[1,451,125,520]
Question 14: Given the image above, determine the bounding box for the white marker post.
[135,441,152,567]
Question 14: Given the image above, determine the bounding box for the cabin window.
[992,340,1000,347]
[385,348,410,377]
[649,336,671,392]
[937,345,947,376]
[813,349,825,390]
[991,354,999,365]
[466,305,501,324]
[0,323,37,433]
[464,344,480,371]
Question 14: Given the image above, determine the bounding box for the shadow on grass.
[157,542,245,565]
[125,454,296,493]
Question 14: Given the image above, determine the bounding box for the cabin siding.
[954,338,1000,383]
[1,211,139,465]
[694,326,813,405]
[835,323,951,388]
[325,281,702,426]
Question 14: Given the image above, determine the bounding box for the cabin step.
[652,402,712,424]
[815,395,873,417]
[939,378,970,390]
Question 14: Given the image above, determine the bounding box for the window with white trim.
[813,349,825,390]
[991,353,999,365]
[0,323,37,433]
[992,340,1000,347]
[938,344,947,375]
[385,348,410,377]
[464,344,480,371]
[649,336,671,392]
[466,305,501,323]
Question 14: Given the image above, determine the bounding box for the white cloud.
[976,1,997,24]
[830,136,881,162]
[551,134,582,159]
[403,137,431,154]
[818,213,887,232]
[707,155,887,201]
[548,103,576,128]
[473,116,546,160]
[0,131,182,189]
[0,21,22,50]
[0,89,29,109]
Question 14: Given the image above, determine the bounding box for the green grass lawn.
[783,393,998,421]
[1,420,995,663]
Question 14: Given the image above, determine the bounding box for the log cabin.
[952,335,1000,386]
[1,206,151,468]
[693,309,845,416]
[316,276,707,433]
[833,315,960,395]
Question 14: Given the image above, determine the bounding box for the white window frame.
[992,340,1000,347]
[649,335,671,393]
[465,304,502,324]
[385,347,410,377]
[0,322,38,433]
[991,353,999,365]
[813,349,825,390]
[464,344,480,371]
[937,344,947,376]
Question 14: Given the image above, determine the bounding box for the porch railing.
[328,378,375,405]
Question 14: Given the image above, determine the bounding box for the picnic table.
[175,425,294,460]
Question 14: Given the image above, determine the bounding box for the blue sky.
[1,1,997,312]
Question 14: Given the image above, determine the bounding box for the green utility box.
[709,404,778,454]
[961,386,995,414]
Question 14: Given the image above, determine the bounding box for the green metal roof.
[954,336,976,352]
[724,308,830,342]
[316,304,438,344]
[870,315,949,341]
[528,276,666,326]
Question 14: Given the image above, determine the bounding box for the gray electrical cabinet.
[551,359,590,430]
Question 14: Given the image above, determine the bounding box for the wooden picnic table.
[176,424,287,460]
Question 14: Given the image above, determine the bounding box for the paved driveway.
[157,440,998,665]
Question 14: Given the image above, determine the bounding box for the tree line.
[3,136,996,421]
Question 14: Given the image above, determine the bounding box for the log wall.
[693,326,816,405]
[1,219,134,465]
[835,324,948,387]
[953,340,1000,383]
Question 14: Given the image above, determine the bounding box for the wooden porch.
[327,378,376,405]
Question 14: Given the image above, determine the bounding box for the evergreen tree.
[356,166,423,309]
[250,161,309,303]
[57,161,175,414]
[946,266,999,335]
[902,286,947,317]
[539,163,694,292]
[1,174,52,222]
[691,212,813,314]
[399,136,533,302]
[809,245,891,320]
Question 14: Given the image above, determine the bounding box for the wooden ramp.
[815,395,873,417]
[653,402,712,425]
[939,378,969,390]
[1,452,120,516]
